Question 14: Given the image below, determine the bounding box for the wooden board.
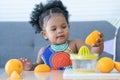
[63,69,120,79]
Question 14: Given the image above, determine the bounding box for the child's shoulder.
[40,45,50,51]
[38,45,50,54]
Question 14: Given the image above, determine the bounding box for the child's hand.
[91,32,104,54]
[91,33,104,47]
[19,57,33,71]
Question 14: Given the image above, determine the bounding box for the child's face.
[41,13,69,45]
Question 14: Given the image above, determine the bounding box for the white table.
[0,69,120,80]
[0,70,64,80]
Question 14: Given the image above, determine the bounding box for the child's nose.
[57,28,63,33]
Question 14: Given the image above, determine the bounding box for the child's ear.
[40,31,48,40]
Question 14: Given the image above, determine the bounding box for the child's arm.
[69,33,104,54]
[36,47,45,64]
[30,47,45,70]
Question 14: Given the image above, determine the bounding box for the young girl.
[20,0,104,70]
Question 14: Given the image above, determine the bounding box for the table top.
[0,69,120,80]
[0,70,64,80]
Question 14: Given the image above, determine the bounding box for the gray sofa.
[0,21,119,70]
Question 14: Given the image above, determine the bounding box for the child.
[20,0,104,71]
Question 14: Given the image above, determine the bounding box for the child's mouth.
[57,35,65,39]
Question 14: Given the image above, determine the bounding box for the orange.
[114,62,120,72]
[34,64,50,72]
[97,57,114,73]
[5,59,23,75]
[10,71,21,80]
[85,30,100,46]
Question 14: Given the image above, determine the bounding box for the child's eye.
[51,28,56,31]
[62,25,66,29]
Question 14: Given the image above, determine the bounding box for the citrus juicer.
[70,46,98,73]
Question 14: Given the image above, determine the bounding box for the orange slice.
[114,62,120,72]
[7,71,21,80]
[10,71,21,79]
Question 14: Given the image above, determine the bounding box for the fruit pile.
[97,57,120,73]
[5,58,51,80]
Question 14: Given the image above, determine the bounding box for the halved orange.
[114,62,120,72]
[34,64,50,72]
[85,30,100,46]
[7,71,21,80]
[97,57,114,73]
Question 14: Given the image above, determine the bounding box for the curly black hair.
[29,0,69,33]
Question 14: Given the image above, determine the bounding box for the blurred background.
[0,0,120,21]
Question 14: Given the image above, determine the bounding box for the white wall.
[0,0,120,21]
